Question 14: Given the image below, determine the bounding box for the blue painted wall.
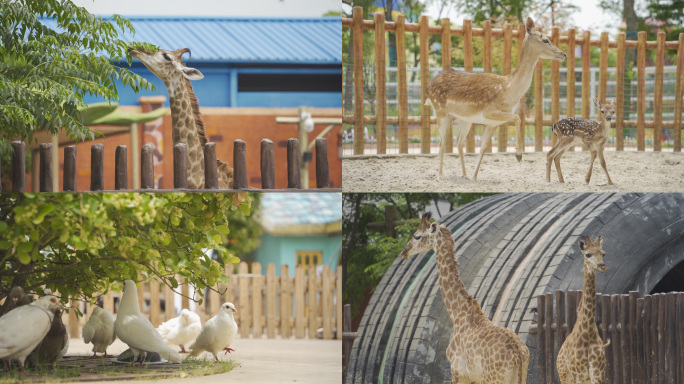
[251,232,342,276]
[85,63,341,108]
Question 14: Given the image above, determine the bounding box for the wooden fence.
[4,137,336,192]
[342,7,684,154]
[65,262,342,340]
[529,290,684,383]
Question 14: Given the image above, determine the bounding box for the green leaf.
[17,251,31,265]
[215,225,230,235]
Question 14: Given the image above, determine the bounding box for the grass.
[0,357,239,383]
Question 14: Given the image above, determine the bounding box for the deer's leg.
[546,141,561,182]
[481,109,521,161]
[455,119,471,178]
[438,115,450,177]
[473,125,495,181]
[554,145,572,183]
[597,145,614,185]
[585,141,598,183]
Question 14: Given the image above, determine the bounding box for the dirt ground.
[342,150,684,192]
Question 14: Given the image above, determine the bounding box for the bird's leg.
[90,352,98,358]
[179,345,188,353]
[3,359,10,372]
[18,362,25,374]
[223,347,235,355]
[214,356,219,363]
[139,352,147,367]
[103,351,113,358]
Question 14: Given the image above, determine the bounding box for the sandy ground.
[342,151,684,192]
[66,336,341,383]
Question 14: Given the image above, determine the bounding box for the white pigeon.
[0,295,63,372]
[114,280,181,364]
[157,309,201,353]
[189,302,238,362]
[82,306,117,358]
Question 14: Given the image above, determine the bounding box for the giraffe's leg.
[472,125,495,181]
[553,140,574,183]
[596,144,613,185]
[585,141,598,184]
[437,115,450,177]
[455,120,471,178]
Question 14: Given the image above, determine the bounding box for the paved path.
[67,336,341,383]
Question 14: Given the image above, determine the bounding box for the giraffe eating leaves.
[128,47,234,190]
[556,236,610,384]
[401,212,530,384]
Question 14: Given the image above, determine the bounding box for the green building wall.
[251,232,342,276]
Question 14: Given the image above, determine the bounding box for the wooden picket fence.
[342,7,684,154]
[4,137,335,192]
[66,262,343,340]
[529,290,684,383]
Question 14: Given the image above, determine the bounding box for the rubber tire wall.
[346,193,684,384]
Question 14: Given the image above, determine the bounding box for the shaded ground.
[1,337,340,383]
[342,151,684,192]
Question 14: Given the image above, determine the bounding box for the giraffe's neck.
[579,262,597,335]
[165,77,206,189]
[434,228,486,326]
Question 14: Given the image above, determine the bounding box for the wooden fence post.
[343,304,355,382]
[550,27,560,148]
[675,33,684,152]
[534,58,543,152]
[315,138,330,188]
[654,31,665,151]
[483,19,493,153]
[352,6,364,155]
[375,12,386,154]
[238,262,250,338]
[12,141,25,193]
[39,143,53,192]
[233,139,247,189]
[616,33,626,151]
[295,265,306,338]
[281,265,293,339]
[397,15,408,154]
[260,139,275,189]
[266,263,277,338]
[442,18,453,154]
[252,262,263,338]
[204,142,218,189]
[63,146,77,191]
[337,267,343,340]
[141,144,154,189]
[599,32,609,103]
[115,145,128,190]
[517,24,527,154]
[463,19,475,153]
[419,15,431,154]
[150,279,160,327]
[90,143,104,191]
[173,143,188,189]
[537,295,546,380]
[308,265,318,339]
[322,266,333,339]
[164,283,175,321]
[637,31,646,151]
[287,138,301,189]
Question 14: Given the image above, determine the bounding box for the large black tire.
[346,193,684,384]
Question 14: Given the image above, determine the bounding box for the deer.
[546,97,615,185]
[425,17,566,180]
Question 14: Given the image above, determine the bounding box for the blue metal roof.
[260,193,342,228]
[41,16,341,64]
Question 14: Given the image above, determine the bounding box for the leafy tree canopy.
[0,0,157,155]
[0,193,256,315]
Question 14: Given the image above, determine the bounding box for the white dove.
[189,302,238,362]
[157,309,201,353]
[0,295,63,372]
[82,306,117,358]
[114,280,181,364]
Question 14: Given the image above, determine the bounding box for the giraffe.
[556,236,611,384]
[400,212,529,384]
[128,47,234,189]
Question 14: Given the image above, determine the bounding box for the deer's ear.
[610,98,616,107]
[593,97,601,108]
[525,17,535,34]
[182,67,204,80]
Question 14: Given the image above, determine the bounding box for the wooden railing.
[342,7,684,154]
[66,262,342,340]
[4,137,335,192]
[530,290,684,383]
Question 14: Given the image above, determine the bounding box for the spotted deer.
[426,17,566,180]
[546,97,616,185]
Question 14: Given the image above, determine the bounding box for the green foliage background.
[0,193,261,315]
[343,193,493,323]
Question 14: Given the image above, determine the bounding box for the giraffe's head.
[128,47,204,83]
[593,97,616,122]
[400,212,440,259]
[579,235,607,273]
[523,17,567,62]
